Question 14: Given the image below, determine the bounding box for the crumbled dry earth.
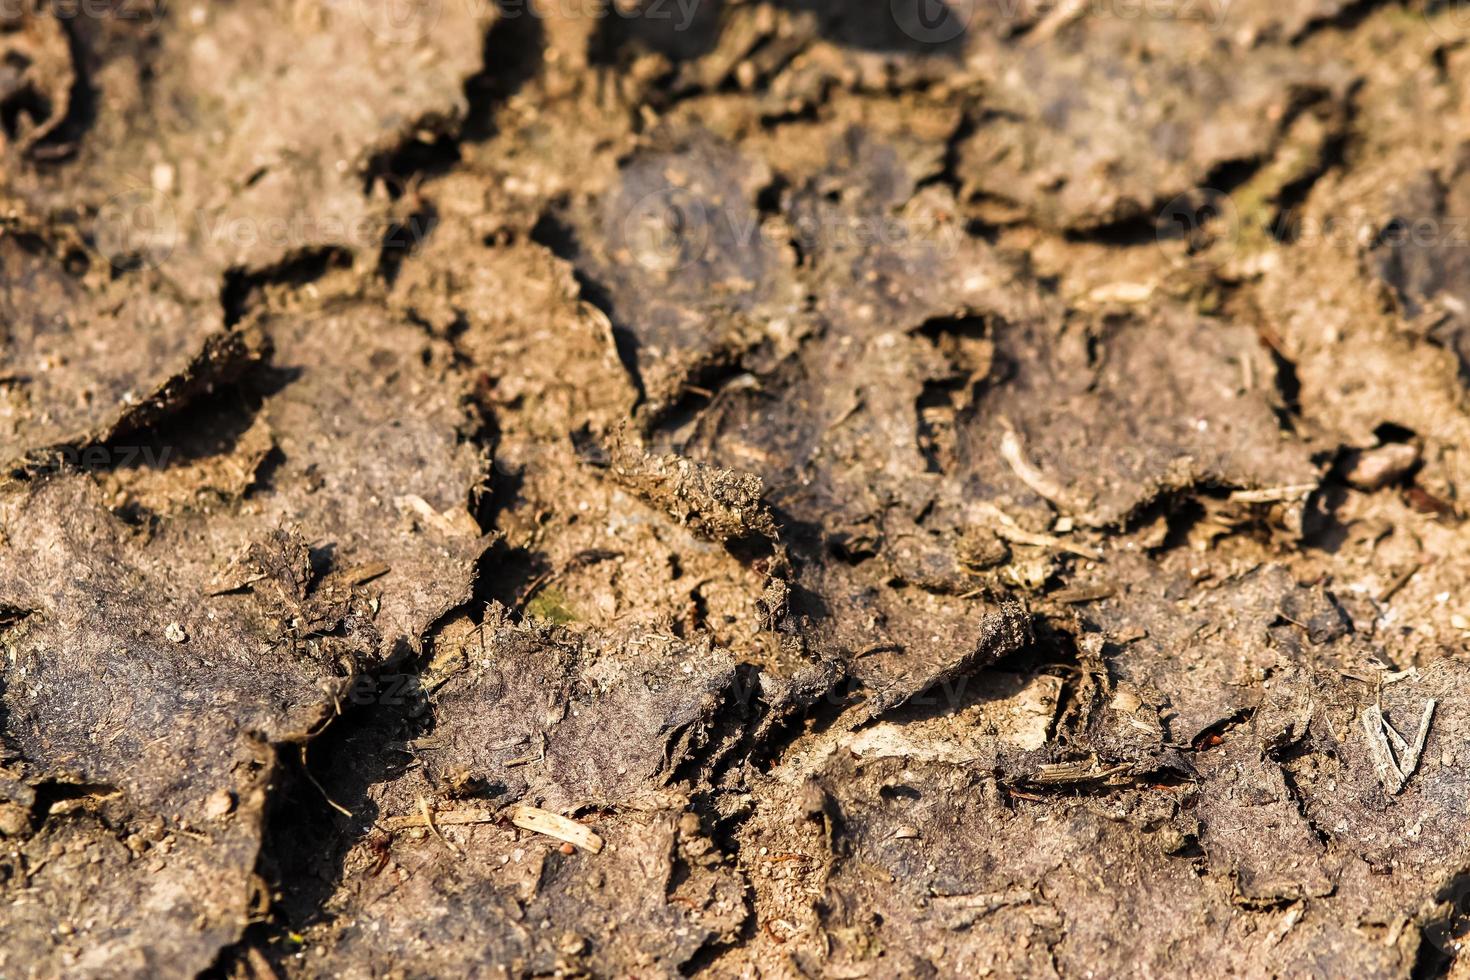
[7,1,1470,977]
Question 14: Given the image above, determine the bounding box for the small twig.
[505,732,547,768]
[1024,0,1086,45]
[419,797,460,855]
[1026,761,1130,786]
[1376,563,1421,603]
[968,500,1102,559]
[993,524,1103,561]
[1266,903,1304,947]
[998,421,1093,522]
[245,947,281,980]
[1407,699,1437,777]
[518,571,553,607]
[382,808,497,831]
[510,805,604,854]
[1049,584,1116,604]
[342,562,391,586]
[1361,705,1404,792]
[1226,484,1317,504]
[300,745,352,818]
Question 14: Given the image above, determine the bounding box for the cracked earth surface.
[6,0,1470,977]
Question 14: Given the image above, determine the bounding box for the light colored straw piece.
[510,805,604,854]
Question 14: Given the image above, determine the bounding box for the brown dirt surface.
[8,1,1470,978]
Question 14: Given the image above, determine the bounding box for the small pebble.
[164,622,188,644]
[0,802,31,837]
[151,162,176,194]
[1344,443,1419,491]
[203,789,235,819]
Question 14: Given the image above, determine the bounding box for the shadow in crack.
[589,0,969,70]
[256,670,435,935]
[779,0,971,55]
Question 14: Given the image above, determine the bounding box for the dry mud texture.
[8,1,1470,977]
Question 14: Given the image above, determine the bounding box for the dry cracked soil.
[7,0,1470,977]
